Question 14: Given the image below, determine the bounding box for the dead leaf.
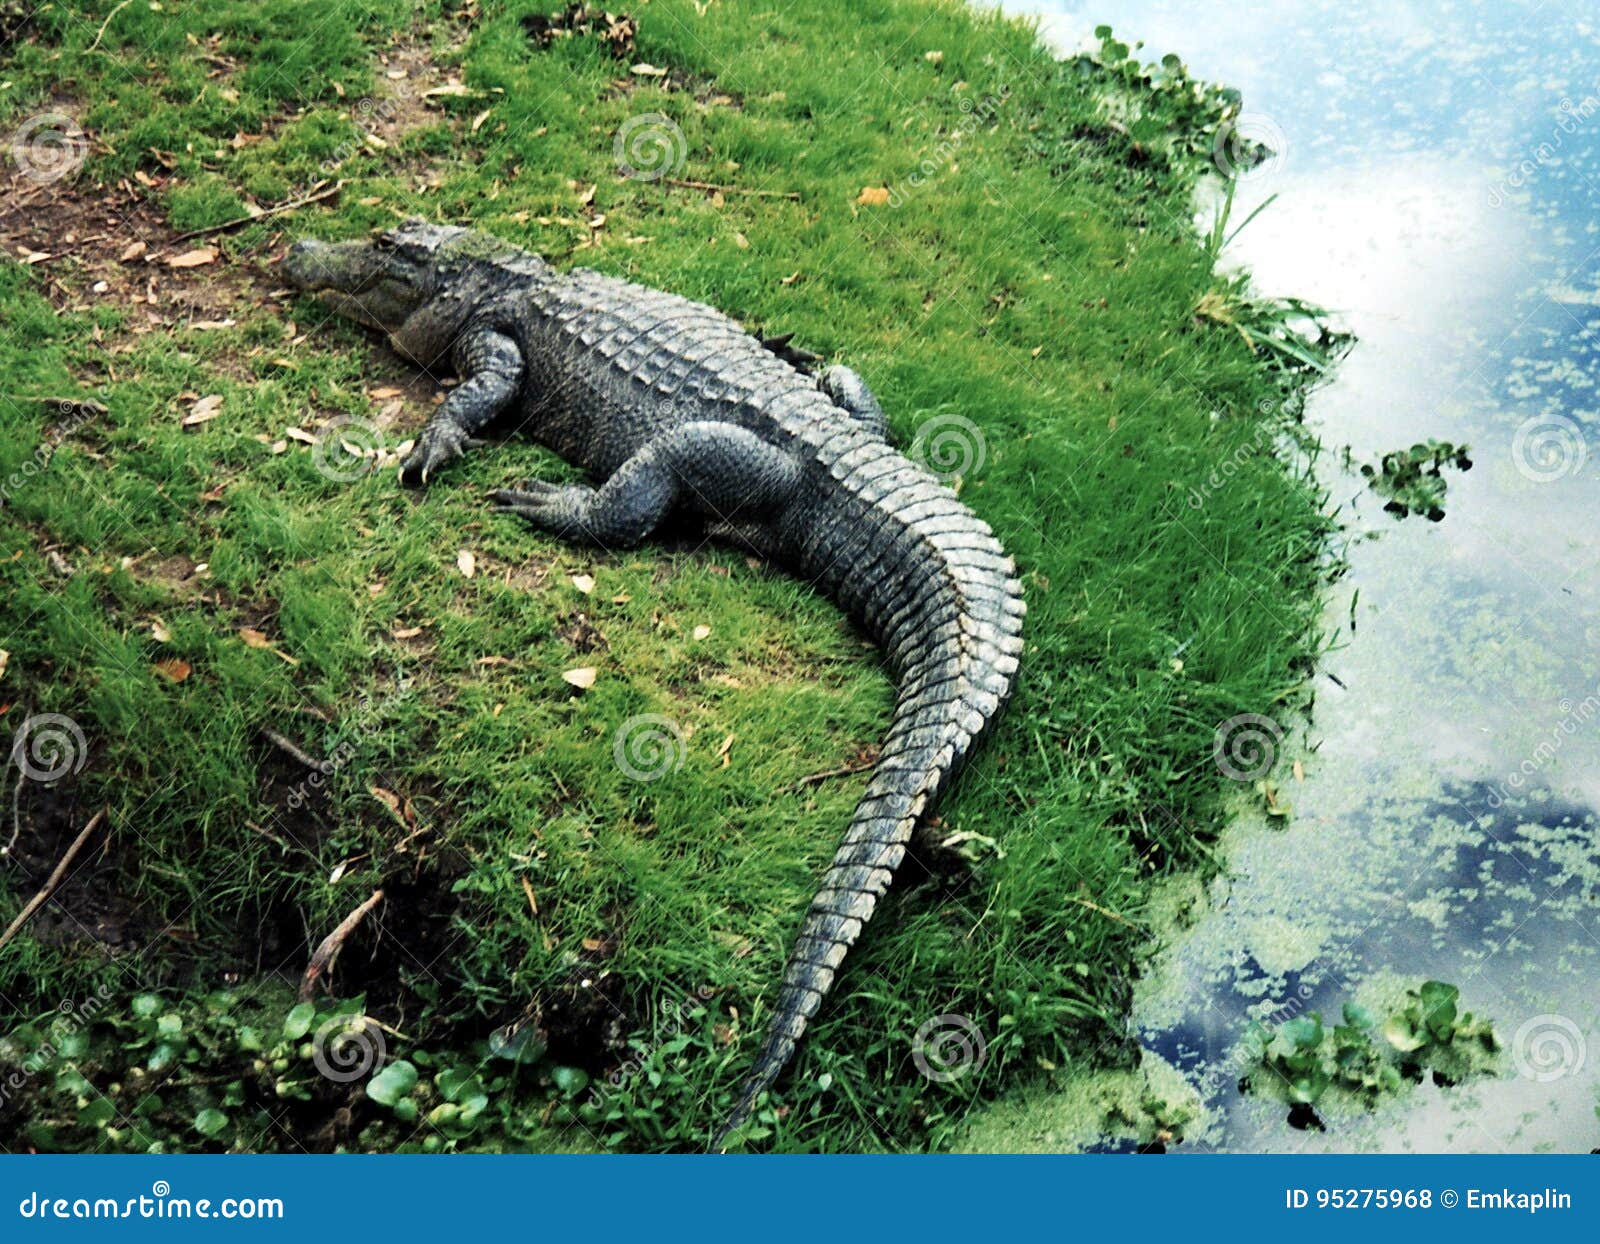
[191,318,235,331]
[166,247,218,268]
[392,626,424,640]
[630,62,668,76]
[181,393,224,427]
[368,386,405,400]
[151,620,171,643]
[692,624,711,641]
[562,666,597,690]
[238,627,271,649]
[471,108,493,133]
[0,649,10,684]
[1293,758,1305,782]
[780,270,801,285]
[283,427,316,445]
[856,186,890,206]
[570,572,595,594]
[120,240,147,262]
[154,657,192,683]
[456,549,477,578]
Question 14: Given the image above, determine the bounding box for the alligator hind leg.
[818,364,889,441]
[492,421,799,549]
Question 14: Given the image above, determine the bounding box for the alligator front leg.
[818,364,890,441]
[399,328,524,486]
[491,421,799,548]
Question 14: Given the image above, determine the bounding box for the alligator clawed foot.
[400,425,483,488]
[490,481,593,535]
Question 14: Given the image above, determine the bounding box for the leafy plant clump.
[1240,982,1502,1126]
[1356,440,1472,521]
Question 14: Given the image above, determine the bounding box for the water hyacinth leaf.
[283,1002,316,1041]
[366,1059,418,1107]
[194,1107,229,1137]
[1382,1015,1426,1053]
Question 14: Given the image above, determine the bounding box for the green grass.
[0,0,1338,1152]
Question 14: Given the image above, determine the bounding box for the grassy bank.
[0,0,1337,1152]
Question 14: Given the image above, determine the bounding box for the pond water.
[1015,0,1600,1151]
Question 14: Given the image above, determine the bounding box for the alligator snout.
[280,239,327,290]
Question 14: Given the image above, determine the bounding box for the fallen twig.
[170,180,343,243]
[661,177,799,201]
[0,807,108,953]
[85,0,132,53]
[260,727,324,772]
[299,887,384,1001]
[1065,895,1136,927]
[786,758,877,791]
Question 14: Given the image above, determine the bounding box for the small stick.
[260,727,324,772]
[85,0,132,53]
[0,807,108,952]
[786,758,877,790]
[299,887,384,1001]
[661,177,799,201]
[169,180,343,243]
[1066,895,1135,927]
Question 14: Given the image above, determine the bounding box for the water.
[1014,0,1600,1151]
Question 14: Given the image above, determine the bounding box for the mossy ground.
[0,0,1335,1151]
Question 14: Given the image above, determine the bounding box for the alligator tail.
[714,447,1024,1148]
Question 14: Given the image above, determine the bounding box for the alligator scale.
[283,221,1025,1146]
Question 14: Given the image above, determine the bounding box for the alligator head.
[282,219,550,365]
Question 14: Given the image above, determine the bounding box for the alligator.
[281,220,1025,1147]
